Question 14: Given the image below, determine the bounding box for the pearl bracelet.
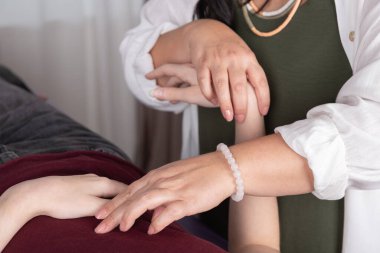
[217,143,244,202]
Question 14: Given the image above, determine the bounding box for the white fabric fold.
[275,116,348,200]
[119,0,199,159]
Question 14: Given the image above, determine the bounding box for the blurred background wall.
[0,0,144,162]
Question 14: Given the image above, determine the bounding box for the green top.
[198,1,352,252]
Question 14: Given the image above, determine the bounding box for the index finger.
[95,178,146,220]
[196,63,217,104]
[95,188,175,234]
[247,66,270,116]
[211,65,234,122]
[228,67,248,123]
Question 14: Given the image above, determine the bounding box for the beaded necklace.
[242,0,302,37]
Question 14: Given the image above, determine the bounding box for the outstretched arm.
[229,84,279,253]
[0,174,127,251]
[0,188,34,251]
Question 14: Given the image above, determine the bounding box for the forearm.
[232,84,312,198]
[230,87,280,252]
[230,134,314,197]
[0,190,37,251]
[150,23,192,68]
[233,245,280,253]
[229,196,280,253]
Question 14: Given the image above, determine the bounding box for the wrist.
[208,150,241,199]
[229,140,258,196]
[2,182,43,219]
[0,189,34,232]
[217,143,245,201]
[0,187,38,251]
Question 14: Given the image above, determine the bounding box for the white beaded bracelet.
[217,143,244,202]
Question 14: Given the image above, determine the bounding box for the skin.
[145,64,285,252]
[95,64,313,253]
[231,65,280,253]
[254,0,298,12]
[0,174,127,251]
[95,1,312,251]
[149,0,307,122]
[150,19,270,122]
[94,133,313,239]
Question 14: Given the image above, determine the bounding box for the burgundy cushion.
[0,151,226,253]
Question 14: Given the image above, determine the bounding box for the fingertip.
[223,109,234,122]
[147,225,156,235]
[151,88,164,99]
[261,105,270,116]
[95,222,108,234]
[145,73,153,80]
[235,114,245,123]
[119,222,128,232]
[95,210,107,220]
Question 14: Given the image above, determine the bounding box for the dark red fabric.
[0,151,226,253]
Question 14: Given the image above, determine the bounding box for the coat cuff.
[275,115,348,200]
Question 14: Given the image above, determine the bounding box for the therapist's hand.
[187,20,270,122]
[151,19,270,121]
[94,152,235,235]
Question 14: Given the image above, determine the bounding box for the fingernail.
[262,106,269,116]
[235,114,245,123]
[224,110,233,122]
[96,210,106,220]
[95,223,107,233]
[151,88,163,99]
[148,226,156,235]
[145,72,152,79]
[120,224,126,232]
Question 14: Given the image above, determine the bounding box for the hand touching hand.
[94,65,267,236]
[187,21,270,122]
[147,64,216,108]
[151,19,270,121]
[94,153,235,235]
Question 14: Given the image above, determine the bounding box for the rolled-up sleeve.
[120,0,197,113]
[276,0,380,200]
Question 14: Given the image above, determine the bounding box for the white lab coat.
[120,1,380,252]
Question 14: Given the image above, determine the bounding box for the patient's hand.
[26,174,127,219]
[146,64,216,108]
[0,174,127,251]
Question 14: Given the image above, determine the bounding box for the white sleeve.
[120,0,198,113]
[275,0,380,200]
